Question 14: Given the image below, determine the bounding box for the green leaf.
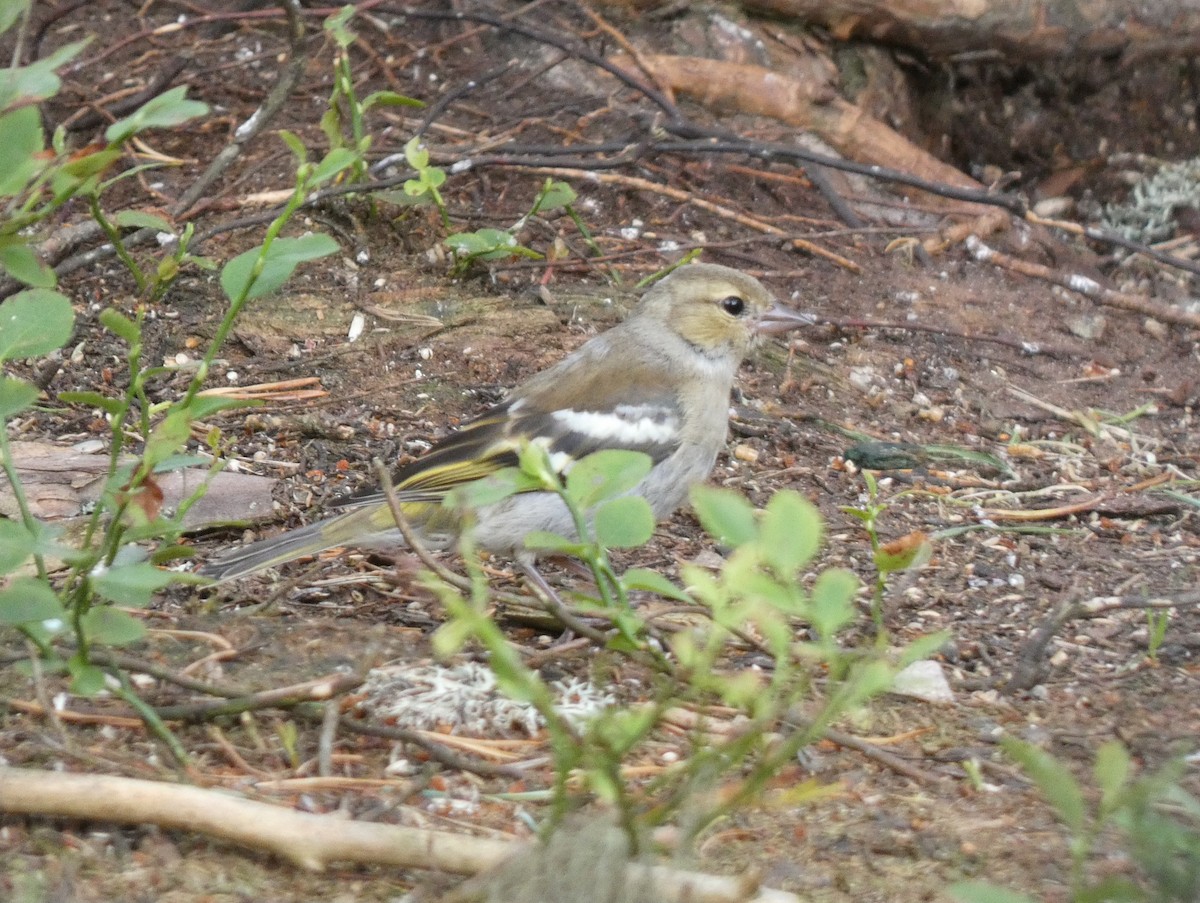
[0,520,37,573]
[1073,877,1142,903]
[873,532,932,574]
[1001,737,1085,834]
[112,210,174,232]
[432,617,474,657]
[0,39,89,110]
[142,408,192,472]
[404,136,429,169]
[896,630,952,667]
[0,375,38,419]
[0,241,55,287]
[378,188,430,208]
[730,567,797,614]
[690,485,757,547]
[92,562,176,607]
[621,567,693,603]
[60,148,120,184]
[947,881,1040,903]
[361,90,423,110]
[80,606,147,645]
[0,288,74,361]
[323,4,356,46]
[150,453,209,473]
[1094,740,1131,812]
[105,85,209,143]
[58,389,124,415]
[444,229,514,257]
[219,233,340,301]
[311,147,358,185]
[0,577,65,624]
[450,467,542,509]
[532,180,576,214]
[0,0,32,35]
[760,490,821,575]
[808,567,858,638]
[177,395,255,422]
[184,254,218,272]
[515,441,562,488]
[98,307,141,344]
[446,226,540,262]
[840,506,873,524]
[278,129,307,161]
[0,106,44,196]
[565,449,652,510]
[67,657,108,695]
[523,531,587,556]
[593,495,654,548]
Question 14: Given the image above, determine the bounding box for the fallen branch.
[0,766,510,872]
[967,236,1200,329]
[0,768,805,902]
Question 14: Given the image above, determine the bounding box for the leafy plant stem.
[183,181,305,407]
[111,668,189,766]
[0,427,47,580]
[87,193,146,291]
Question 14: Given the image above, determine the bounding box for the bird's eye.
[720,295,746,316]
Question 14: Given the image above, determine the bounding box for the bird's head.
[639,262,815,359]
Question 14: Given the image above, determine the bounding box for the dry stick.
[173,0,305,216]
[88,650,253,697]
[332,717,531,780]
[1027,211,1200,278]
[1006,590,1200,692]
[0,767,804,902]
[966,235,1200,329]
[509,165,861,272]
[822,726,945,785]
[66,57,188,132]
[825,316,1076,357]
[371,458,472,592]
[318,699,340,779]
[150,672,363,722]
[1078,589,1200,615]
[782,712,945,786]
[5,698,143,730]
[582,4,676,106]
[0,766,512,872]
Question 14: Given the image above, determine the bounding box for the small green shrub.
[428,443,945,846]
[0,10,350,742]
[951,739,1200,903]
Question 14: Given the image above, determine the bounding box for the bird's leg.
[518,557,632,649]
[517,558,577,644]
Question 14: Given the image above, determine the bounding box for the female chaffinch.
[200,262,813,582]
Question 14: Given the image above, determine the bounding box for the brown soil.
[2,3,1198,902]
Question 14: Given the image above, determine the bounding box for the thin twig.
[173,0,307,217]
[371,457,472,592]
[968,236,1200,328]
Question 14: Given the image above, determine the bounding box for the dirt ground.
[2,2,1198,902]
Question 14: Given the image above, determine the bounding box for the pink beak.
[754,303,818,335]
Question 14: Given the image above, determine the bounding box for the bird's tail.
[197,519,338,583]
[197,504,397,583]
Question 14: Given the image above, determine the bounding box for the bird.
[199,262,814,583]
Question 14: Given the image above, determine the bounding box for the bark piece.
[740,0,1200,61]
